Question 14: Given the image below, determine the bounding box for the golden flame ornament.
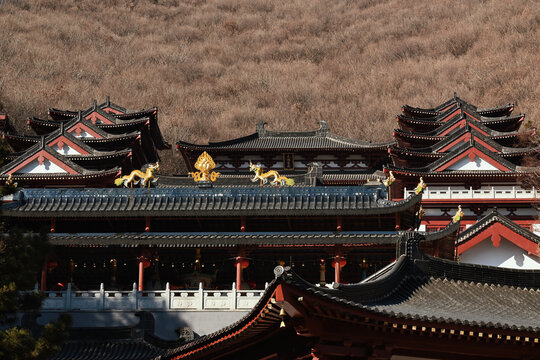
[189,152,220,183]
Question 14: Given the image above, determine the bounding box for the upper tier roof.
[397,112,525,134]
[177,121,393,152]
[42,98,170,149]
[402,94,515,119]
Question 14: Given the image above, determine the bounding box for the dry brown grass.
[0,0,539,173]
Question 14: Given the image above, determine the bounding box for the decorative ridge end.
[256,121,267,136]
[316,120,329,137]
[274,265,290,279]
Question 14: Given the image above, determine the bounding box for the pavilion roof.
[177,121,393,152]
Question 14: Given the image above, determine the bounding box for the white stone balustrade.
[41,282,265,312]
[404,186,539,200]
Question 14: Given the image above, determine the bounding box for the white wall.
[447,156,499,171]
[15,158,68,174]
[460,237,540,269]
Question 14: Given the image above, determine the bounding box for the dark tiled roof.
[165,230,540,359]
[177,121,392,151]
[3,185,419,218]
[53,340,164,360]
[457,208,540,246]
[402,95,514,119]
[397,126,535,155]
[394,118,525,139]
[386,141,535,175]
[282,236,540,332]
[48,231,400,247]
[0,138,121,177]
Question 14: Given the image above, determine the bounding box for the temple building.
[0,95,538,359]
[177,121,391,185]
[1,98,170,187]
[106,234,540,360]
[386,94,540,233]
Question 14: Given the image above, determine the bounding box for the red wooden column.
[332,256,346,284]
[137,256,148,291]
[234,257,249,290]
[40,261,47,291]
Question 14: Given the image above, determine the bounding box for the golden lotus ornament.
[189,152,220,183]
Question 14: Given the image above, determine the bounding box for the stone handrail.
[404,186,539,200]
[40,282,265,312]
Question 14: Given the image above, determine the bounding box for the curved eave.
[477,103,514,117]
[98,119,148,129]
[0,169,120,182]
[67,150,132,161]
[384,166,530,178]
[82,134,139,144]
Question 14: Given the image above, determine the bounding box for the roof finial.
[256,121,267,136]
[40,135,45,149]
[93,99,97,110]
[106,96,110,106]
[60,121,64,134]
[317,120,329,136]
[78,110,82,119]
[454,91,457,100]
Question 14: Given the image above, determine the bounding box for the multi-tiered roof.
[0,98,170,187]
[385,95,538,198]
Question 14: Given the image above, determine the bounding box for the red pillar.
[332,256,346,284]
[234,257,249,290]
[138,257,145,291]
[40,262,47,291]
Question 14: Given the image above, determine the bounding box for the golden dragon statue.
[414,177,426,195]
[114,162,159,188]
[452,205,464,223]
[249,161,295,187]
[383,171,395,187]
[189,152,220,183]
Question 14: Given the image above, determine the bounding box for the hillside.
[0,0,539,173]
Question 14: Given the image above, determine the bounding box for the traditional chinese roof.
[457,208,540,256]
[2,185,421,218]
[34,99,170,150]
[48,231,401,248]
[390,140,527,171]
[0,135,121,186]
[161,231,540,360]
[389,127,538,168]
[51,311,182,360]
[397,112,525,133]
[177,121,393,152]
[49,97,129,120]
[401,94,515,119]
